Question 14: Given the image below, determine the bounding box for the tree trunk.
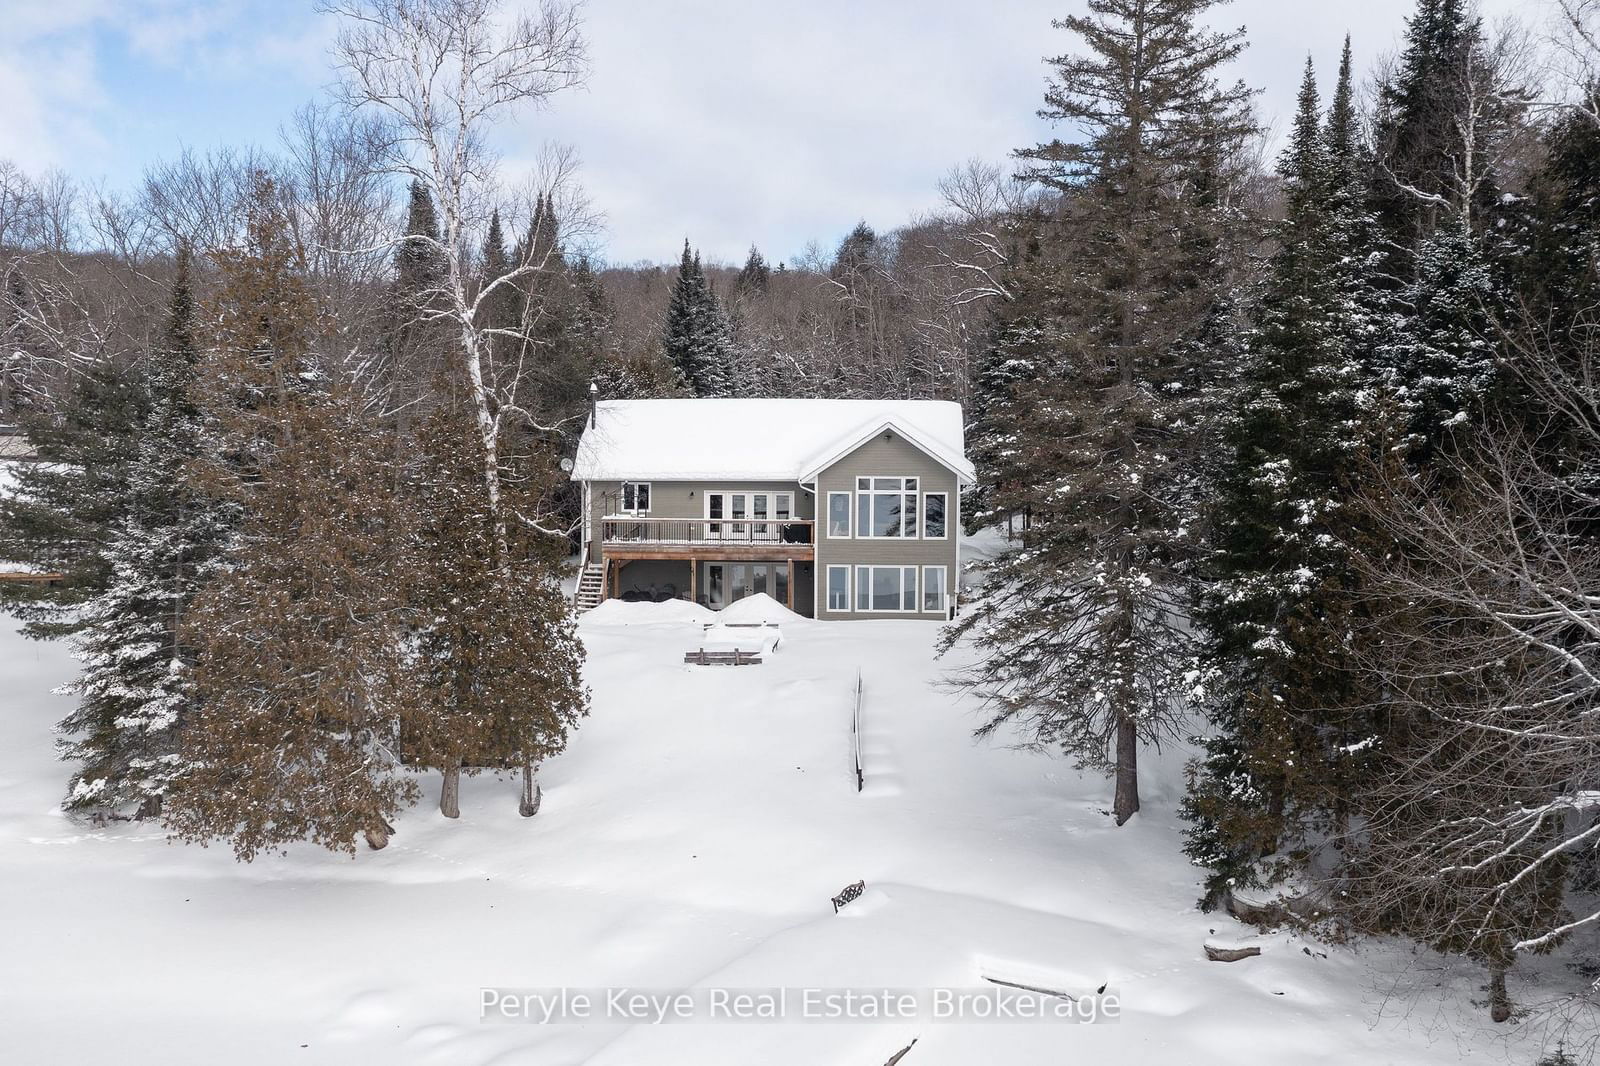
[1113,713,1140,825]
[440,762,461,819]
[519,759,542,818]
[1488,965,1511,1023]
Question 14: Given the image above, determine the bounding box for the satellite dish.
[559,457,574,472]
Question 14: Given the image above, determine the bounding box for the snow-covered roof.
[571,398,974,485]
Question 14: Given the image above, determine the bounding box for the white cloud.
[0,0,1547,263]
[512,0,1534,265]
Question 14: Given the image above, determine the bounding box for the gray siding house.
[570,398,974,620]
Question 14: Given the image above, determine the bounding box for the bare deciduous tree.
[325,0,589,562]
[1345,311,1600,1022]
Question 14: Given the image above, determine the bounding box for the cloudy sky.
[0,0,1534,266]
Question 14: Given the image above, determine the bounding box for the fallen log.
[1205,943,1262,963]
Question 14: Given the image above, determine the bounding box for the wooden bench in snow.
[683,648,764,666]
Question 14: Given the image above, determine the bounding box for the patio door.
[706,492,792,543]
[705,563,773,607]
[706,492,748,540]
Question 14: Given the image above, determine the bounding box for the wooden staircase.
[573,560,606,614]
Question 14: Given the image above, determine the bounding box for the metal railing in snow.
[852,668,864,793]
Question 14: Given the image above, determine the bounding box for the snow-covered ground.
[0,582,1538,1063]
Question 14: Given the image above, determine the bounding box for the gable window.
[855,476,919,538]
[923,566,947,614]
[854,565,918,612]
[621,481,651,513]
[826,565,850,611]
[922,492,948,539]
[827,492,852,538]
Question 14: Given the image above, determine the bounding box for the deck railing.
[601,517,815,547]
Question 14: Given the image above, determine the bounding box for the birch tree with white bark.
[324,0,591,815]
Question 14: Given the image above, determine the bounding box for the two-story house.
[570,398,974,620]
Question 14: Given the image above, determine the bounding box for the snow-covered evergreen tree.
[1378,220,1502,463]
[59,246,226,818]
[1370,0,1515,258]
[945,0,1256,826]
[1183,58,1377,905]
[662,242,734,397]
[0,356,147,639]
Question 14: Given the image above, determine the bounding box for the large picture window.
[826,566,850,611]
[923,566,947,614]
[854,565,918,612]
[855,476,919,538]
[827,492,851,538]
[922,492,947,539]
[621,481,651,513]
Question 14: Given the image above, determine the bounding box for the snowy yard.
[0,596,1535,1064]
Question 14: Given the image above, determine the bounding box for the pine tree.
[477,208,519,353]
[830,222,891,369]
[397,178,446,299]
[1395,220,1502,455]
[163,182,415,859]
[662,242,734,397]
[1370,0,1523,265]
[1,267,34,417]
[1183,58,1375,905]
[945,0,1256,826]
[0,356,147,638]
[961,221,1047,533]
[58,246,228,818]
[1507,93,1600,355]
[404,397,588,818]
[735,245,771,297]
[168,390,415,858]
[384,179,450,397]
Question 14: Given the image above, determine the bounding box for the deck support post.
[786,559,795,611]
[689,561,698,605]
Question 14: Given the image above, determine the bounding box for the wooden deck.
[599,517,813,610]
[600,517,814,561]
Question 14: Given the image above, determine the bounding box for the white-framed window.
[922,566,947,614]
[827,491,852,538]
[922,492,948,539]
[826,565,851,611]
[620,481,651,513]
[855,476,919,538]
[854,565,919,612]
[706,490,792,538]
